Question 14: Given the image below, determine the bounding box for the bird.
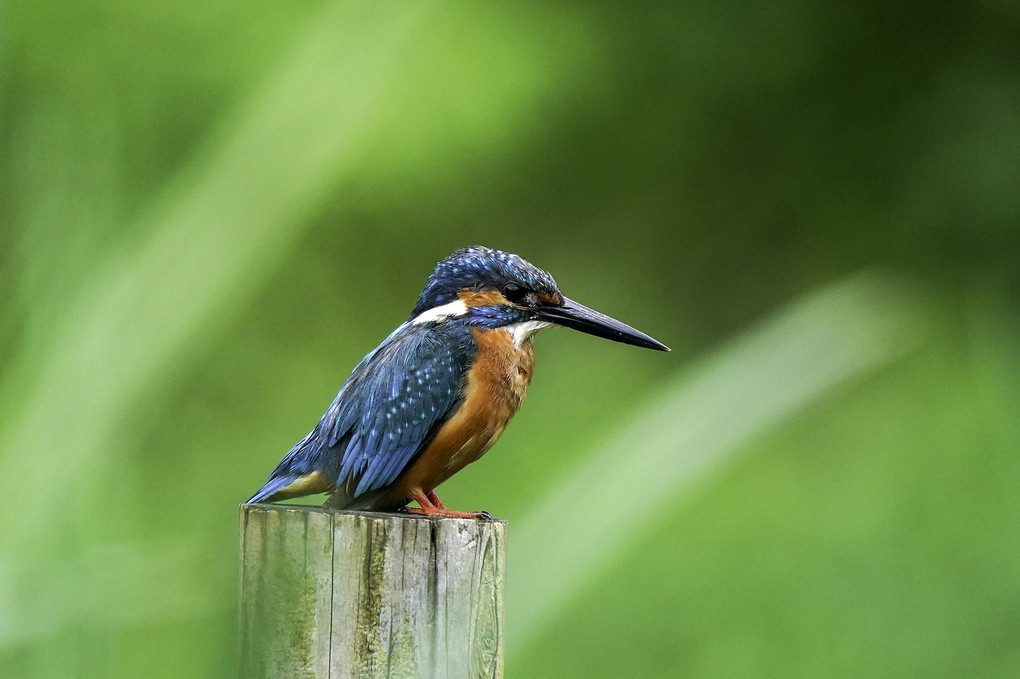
[247,245,669,519]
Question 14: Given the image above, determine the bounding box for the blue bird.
[247,246,669,518]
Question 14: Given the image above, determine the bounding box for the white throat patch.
[506,320,552,346]
[411,299,469,325]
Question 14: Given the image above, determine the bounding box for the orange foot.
[402,490,493,520]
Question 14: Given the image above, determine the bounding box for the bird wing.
[251,323,468,504]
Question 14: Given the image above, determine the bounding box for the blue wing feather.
[250,321,473,505]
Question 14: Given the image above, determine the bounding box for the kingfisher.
[247,246,669,518]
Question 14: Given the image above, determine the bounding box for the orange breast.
[386,327,535,501]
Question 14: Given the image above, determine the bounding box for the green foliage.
[1,1,1018,677]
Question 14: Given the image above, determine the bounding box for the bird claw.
[396,504,494,521]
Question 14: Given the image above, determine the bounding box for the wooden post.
[239,503,506,679]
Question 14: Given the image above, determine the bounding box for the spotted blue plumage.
[411,245,559,317]
[248,320,477,506]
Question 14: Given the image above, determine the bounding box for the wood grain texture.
[239,504,505,679]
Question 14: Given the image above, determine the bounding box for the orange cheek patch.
[536,292,563,306]
[458,289,508,307]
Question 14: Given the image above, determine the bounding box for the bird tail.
[246,474,301,504]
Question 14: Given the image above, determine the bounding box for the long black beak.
[535,296,670,352]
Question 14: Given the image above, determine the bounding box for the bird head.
[410,246,669,351]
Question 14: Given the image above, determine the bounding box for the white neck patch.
[506,320,552,346]
[411,299,469,325]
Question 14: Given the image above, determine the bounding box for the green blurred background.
[2,1,1019,677]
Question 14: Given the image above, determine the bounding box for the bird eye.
[502,283,527,303]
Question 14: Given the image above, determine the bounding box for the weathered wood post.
[239,503,506,679]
